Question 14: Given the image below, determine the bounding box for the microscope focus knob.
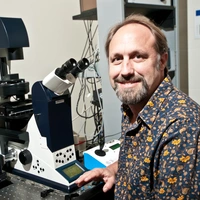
[19,149,32,165]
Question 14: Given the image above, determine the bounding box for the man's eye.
[135,54,142,59]
[133,54,147,62]
[112,57,122,63]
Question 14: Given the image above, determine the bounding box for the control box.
[83,140,120,170]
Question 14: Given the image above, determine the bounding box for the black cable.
[82,20,98,60]
[82,20,93,59]
[75,82,95,119]
[85,21,94,57]
[74,19,102,141]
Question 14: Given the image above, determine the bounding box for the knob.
[19,149,32,165]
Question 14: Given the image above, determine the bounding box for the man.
[75,14,200,199]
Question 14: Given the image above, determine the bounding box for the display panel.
[109,143,120,150]
[62,163,84,178]
[56,160,87,183]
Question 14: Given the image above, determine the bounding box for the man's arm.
[107,161,118,174]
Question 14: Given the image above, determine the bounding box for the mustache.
[114,76,143,83]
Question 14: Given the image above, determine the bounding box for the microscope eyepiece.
[55,58,77,79]
[78,58,90,71]
[55,58,89,80]
[70,58,89,78]
[62,58,77,71]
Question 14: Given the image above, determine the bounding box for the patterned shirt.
[114,76,200,200]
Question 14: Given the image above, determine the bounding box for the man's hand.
[75,162,118,192]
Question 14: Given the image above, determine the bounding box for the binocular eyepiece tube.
[55,58,89,80]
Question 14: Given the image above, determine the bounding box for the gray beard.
[114,78,149,105]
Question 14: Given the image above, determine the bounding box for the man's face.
[108,23,166,105]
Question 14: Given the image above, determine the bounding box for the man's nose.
[121,60,134,76]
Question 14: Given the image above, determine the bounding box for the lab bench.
[0,173,114,200]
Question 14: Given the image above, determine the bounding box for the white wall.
[4,0,197,142]
[0,0,86,86]
[187,0,200,104]
[0,0,98,137]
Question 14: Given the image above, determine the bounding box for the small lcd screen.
[109,143,120,150]
[62,164,84,179]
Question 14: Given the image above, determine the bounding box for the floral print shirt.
[114,76,200,200]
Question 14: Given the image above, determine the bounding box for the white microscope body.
[4,58,89,192]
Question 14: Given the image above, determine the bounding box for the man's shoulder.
[169,87,200,110]
[160,89,200,131]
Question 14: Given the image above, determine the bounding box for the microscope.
[0,16,90,193]
[0,16,32,187]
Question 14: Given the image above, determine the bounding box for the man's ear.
[160,52,168,71]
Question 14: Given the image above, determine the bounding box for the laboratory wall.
[187,0,200,104]
[1,0,200,142]
[0,0,98,138]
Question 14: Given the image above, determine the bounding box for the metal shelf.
[73,8,97,21]
[72,3,175,29]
